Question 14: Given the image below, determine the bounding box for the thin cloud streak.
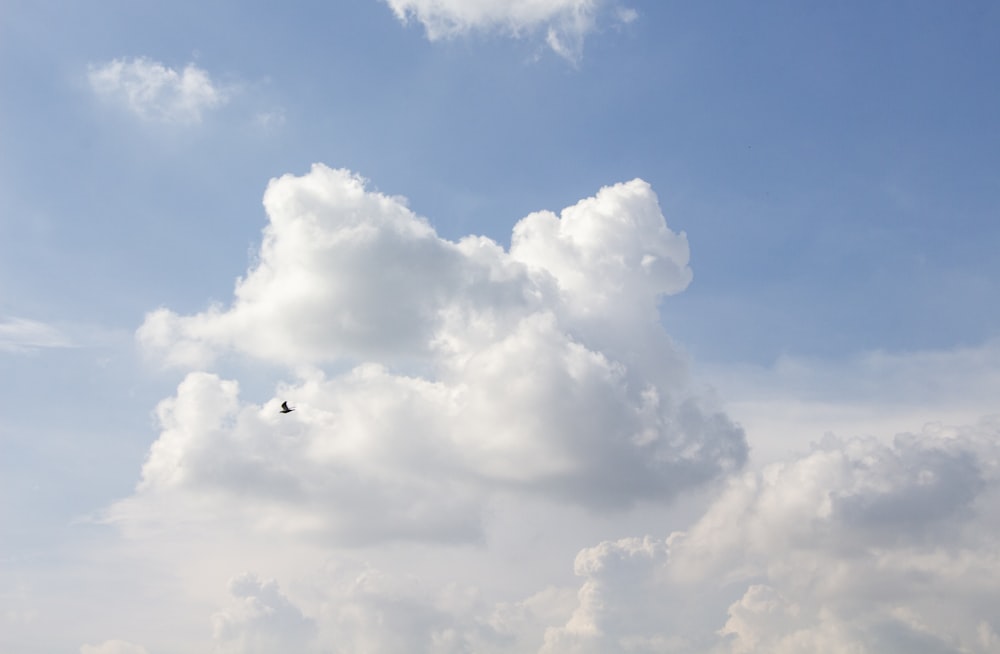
[0,316,73,353]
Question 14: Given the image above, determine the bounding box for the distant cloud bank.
[544,417,1000,652]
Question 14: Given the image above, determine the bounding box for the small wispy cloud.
[383,0,635,63]
[88,57,229,125]
[0,317,73,353]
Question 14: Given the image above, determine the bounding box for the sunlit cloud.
[118,165,746,545]
[382,0,634,62]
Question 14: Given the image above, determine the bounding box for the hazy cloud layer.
[382,0,634,61]
[121,166,746,543]
[88,57,228,124]
[702,339,1000,466]
[79,641,149,654]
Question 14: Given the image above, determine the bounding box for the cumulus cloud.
[213,573,317,653]
[120,166,746,543]
[542,417,1000,653]
[382,0,633,61]
[199,560,577,654]
[310,562,509,653]
[88,57,229,124]
[112,164,1000,650]
[0,316,72,353]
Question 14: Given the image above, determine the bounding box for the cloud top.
[138,164,692,369]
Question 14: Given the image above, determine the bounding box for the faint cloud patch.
[88,57,230,125]
[0,317,72,353]
[615,7,639,24]
[254,109,287,130]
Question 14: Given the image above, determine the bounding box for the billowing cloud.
[106,166,1000,652]
[213,574,317,654]
[543,417,1000,652]
[382,0,634,61]
[119,165,746,544]
[88,57,228,124]
[181,414,1000,652]
[201,561,575,654]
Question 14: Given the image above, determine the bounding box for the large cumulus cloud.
[120,165,746,543]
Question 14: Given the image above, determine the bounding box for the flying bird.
[280,401,295,414]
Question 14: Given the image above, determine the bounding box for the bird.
[280,401,295,414]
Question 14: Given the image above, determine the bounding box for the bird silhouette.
[280,401,295,414]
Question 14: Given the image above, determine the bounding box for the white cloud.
[542,416,1000,653]
[213,573,317,654]
[120,166,746,543]
[382,0,630,61]
[308,562,508,653]
[79,640,149,654]
[0,316,72,353]
[119,410,1000,652]
[111,165,1000,652]
[88,57,228,124]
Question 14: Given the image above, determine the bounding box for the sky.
[2,1,999,652]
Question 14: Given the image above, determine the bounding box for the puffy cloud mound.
[121,165,746,543]
[213,574,317,654]
[545,417,1000,652]
[205,561,575,654]
[382,0,632,61]
[88,57,228,124]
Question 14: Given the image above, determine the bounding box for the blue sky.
[5,1,999,359]
[3,2,1000,652]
